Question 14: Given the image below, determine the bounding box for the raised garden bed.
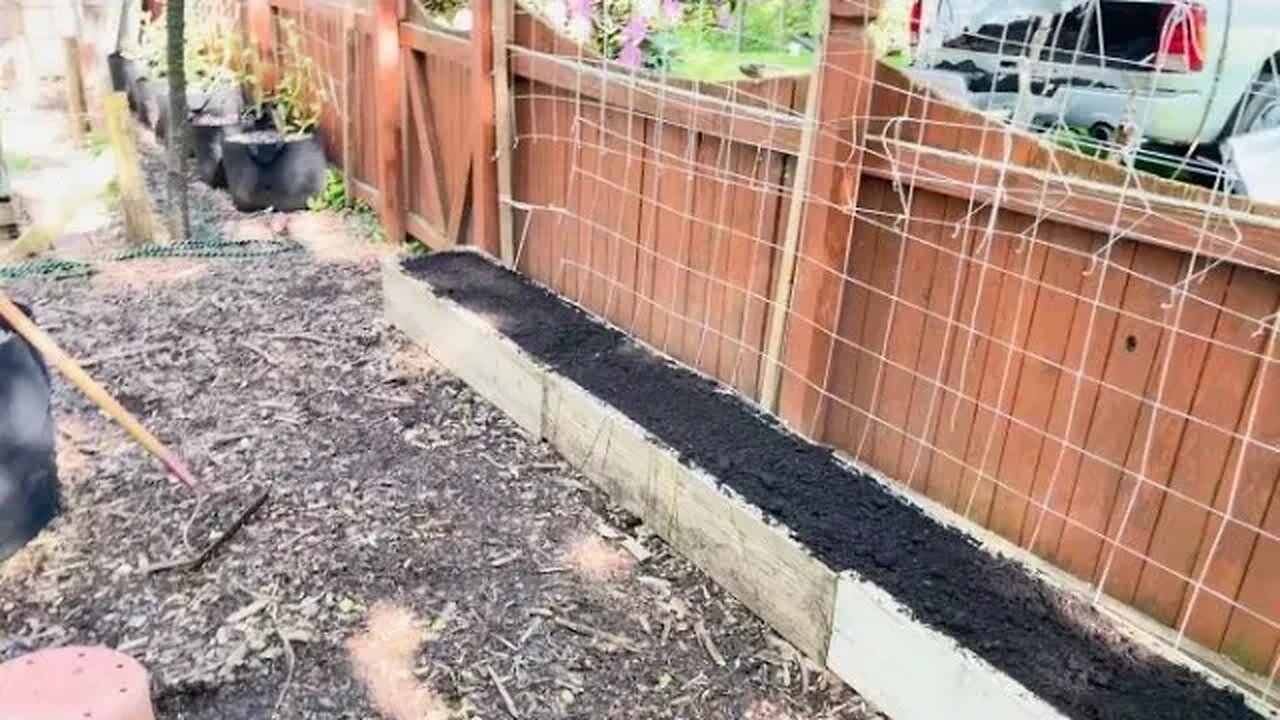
[391,250,1262,720]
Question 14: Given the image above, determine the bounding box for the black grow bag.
[191,115,243,188]
[222,130,327,212]
[107,52,128,93]
[0,304,59,563]
[122,60,145,113]
[134,75,160,126]
[189,83,244,119]
[145,77,171,139]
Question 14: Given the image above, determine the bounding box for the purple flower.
[568,0,594,18]
[621,14,650,45]
[662,0,683,24]
[618,42,644,68]
[717,4,733,29]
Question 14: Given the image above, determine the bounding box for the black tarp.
[0,303,59,563]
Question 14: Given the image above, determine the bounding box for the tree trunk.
[165,0,189,239]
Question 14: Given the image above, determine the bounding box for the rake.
[0,291,199,491]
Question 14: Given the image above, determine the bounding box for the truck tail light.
[910,0,923,48]
[1159,2,1207,72]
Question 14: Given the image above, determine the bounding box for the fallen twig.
[269,600,297,719]
[528,608,640,652]
[486,665,521,719]
[695,620,726,667]
[267,331,338,346]
[239,340,279,366]
[147,488,270,573]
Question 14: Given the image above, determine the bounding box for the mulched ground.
[0,143,879,719]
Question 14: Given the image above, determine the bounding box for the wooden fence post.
[61,0,88,144]
[246,0,273,70]
[769,2,880,435]
[492,0,515,266]
[104,91,156,244]
[374,0,405,244]
[341,5,355,210]
[469,0,498,256]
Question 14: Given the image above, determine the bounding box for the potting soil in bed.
[403,252,1259,720]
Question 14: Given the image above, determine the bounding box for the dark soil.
[227,130,309,144]
[190,114,241,127]
[404,251,1262,720]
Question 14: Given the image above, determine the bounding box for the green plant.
[416,0,466,20]
[304,169,386,242]
[185,25,242,94]
[86,130,110,156]
[3,153,31,172]
[247,19,329,136]
[1046,124,1109,159]
[307,168,348,211]
[135,14,168,74]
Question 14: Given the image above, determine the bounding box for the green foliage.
[186,20,244,94]
[527,0,819,79]
[134,14,168,73]
[416,0,466,19]
[351,203,386,244]
[245,19,329,137]
[305,169,386,244]
[86,130,110,156]
[1047,124,1109,159]
[307,168,348,211]
[3,153,31,172]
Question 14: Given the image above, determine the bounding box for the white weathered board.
[827,574,1069,720]
[383,257,545,436]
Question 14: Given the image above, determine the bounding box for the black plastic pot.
[191,115,243,188]
[134,75,161,127]
[189,83,244,119]
[222,130,328,212]
[122,60,145,113]
[0,304,59,563]
[150,78,171,138]
[107,52,128,93]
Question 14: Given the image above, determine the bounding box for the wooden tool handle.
[0,292,198,490]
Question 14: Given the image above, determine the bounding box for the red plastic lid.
[0,646,154,720]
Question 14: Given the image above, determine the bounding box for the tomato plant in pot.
[188,29,252,187]
[130,12,240,141]
[131,15,171,133]
[222,21,330,212]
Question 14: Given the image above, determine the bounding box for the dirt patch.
[287,211,387,266]
[94,259,208,292]
[347,602,449,720]
[389,346,439,381]
[562,532,634,583]
[403,251,1260,720]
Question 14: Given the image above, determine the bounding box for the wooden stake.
[0,292,198,490]
[62,36,89,143]
[758,45,826,414]
[492,0,515,266]
[374,0,405,243]
[341,10,355,210]
[103,91,156,244]
[470,0,498,256]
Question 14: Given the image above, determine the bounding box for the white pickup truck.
[908,0,1280,147]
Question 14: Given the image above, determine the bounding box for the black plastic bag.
[0,303,59,563]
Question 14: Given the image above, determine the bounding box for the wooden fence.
[246,0,1280,694]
